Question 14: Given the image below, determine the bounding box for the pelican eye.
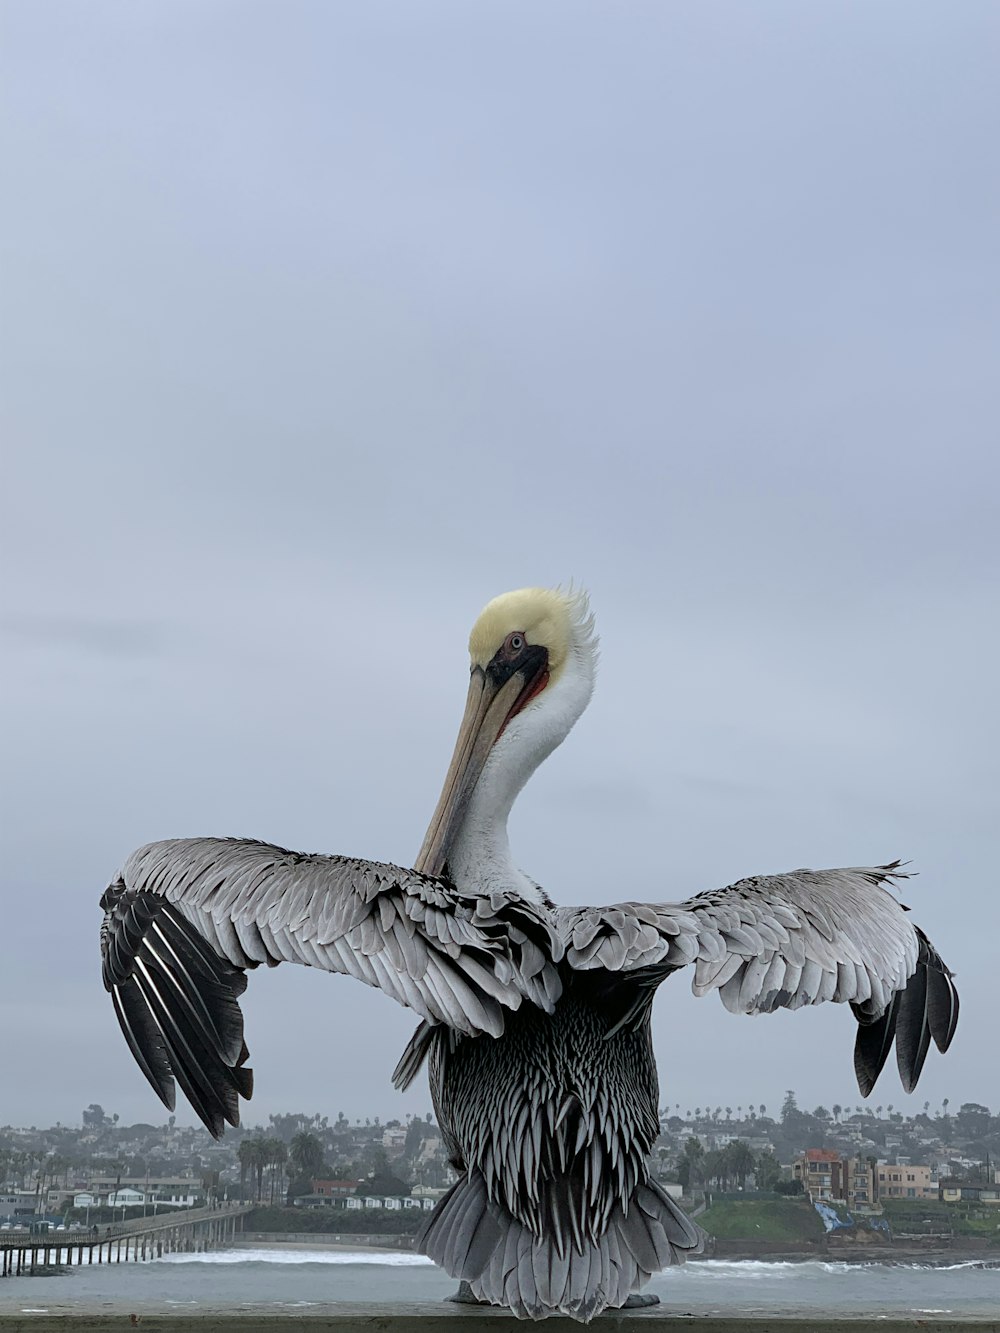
[506,632,525,653]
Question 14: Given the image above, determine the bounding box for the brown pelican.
[100,586,958,1321]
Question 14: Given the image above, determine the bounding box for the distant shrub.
[247,1206,422,1235]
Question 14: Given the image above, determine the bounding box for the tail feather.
[417,1171,704,1322]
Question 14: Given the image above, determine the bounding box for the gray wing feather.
[101,836,563,1135]
[557,862,958,1096]
[125,836,562,1028]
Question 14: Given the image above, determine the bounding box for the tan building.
[876,1164,937,1200]
[794,1149,845,1201]
[795,1151,939,1206]
[846,1158,877,1209]
[793,1151,876,1209]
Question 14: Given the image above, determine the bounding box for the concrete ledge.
[0,1314,997,1332]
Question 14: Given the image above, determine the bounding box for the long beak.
[414,666,530,879]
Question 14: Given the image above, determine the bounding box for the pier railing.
[0,1201,253,1277]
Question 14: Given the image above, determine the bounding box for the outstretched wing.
[100,837,563,1135]
[558,863,958,1096]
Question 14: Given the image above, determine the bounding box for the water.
[1,1247,998,1318]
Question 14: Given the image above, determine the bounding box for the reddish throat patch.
[499,667,550,738]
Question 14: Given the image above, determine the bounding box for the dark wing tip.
[924,948,960,1054]
[852,929,959,1098]
[852,991,900,1098]
[111,981,176,1111]
[102,888,254,1139]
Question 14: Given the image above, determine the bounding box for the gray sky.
[2,2,997,1132]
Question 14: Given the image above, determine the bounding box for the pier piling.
[0,1202,251,1278]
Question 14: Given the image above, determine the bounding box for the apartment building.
[876,1164,937,1200]
[793,1151,877,1209]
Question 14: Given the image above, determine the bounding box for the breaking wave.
[158,1247,434,1266]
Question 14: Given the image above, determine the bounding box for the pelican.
[100,586,958,1321]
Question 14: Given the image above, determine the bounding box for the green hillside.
[881,1198,1000,1243]
[698,1198,826,1242]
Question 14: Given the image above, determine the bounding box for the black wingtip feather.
[111,981,176,1111]
[894,964,931,1094]
[853,991,900,1097]
[101,885,254,1139]
[926,960,960,1053]
[130,964,232,1138]
[852,929,959,1098]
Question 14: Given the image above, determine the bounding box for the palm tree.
[290,1132,325,1196]
[702,1148,727,1190]
[724,1141,756,1190]
[755,1148,781,1191]
[832,1104,842,1123]
[237,1140,257,1203]
[676,1137,705,1191]
[246,1137,269,1201]
[267,1140,287,1205]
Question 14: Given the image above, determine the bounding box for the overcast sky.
[2,2,997,1134]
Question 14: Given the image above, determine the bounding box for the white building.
[107,1188,145,1207]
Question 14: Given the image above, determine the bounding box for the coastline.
[228,1232,999,1267]
[3,1233,996,1330]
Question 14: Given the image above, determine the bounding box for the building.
[794,1150,849,1201]
[310,1179,359,1201]
[410,1184,448,1202]
[846,1159,877,1210]
[939,1180,1000,1205]
[83,1176,202,1207]
[876,1164,937,1200]
[107,1187,146,1208]
[793,1151,877,1209]
[382,1127,408,1154]
[795,1151,939,1208]
[0,1191,40,1219]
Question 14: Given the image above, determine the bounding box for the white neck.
[445,635,596,903]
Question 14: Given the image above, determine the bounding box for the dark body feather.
[417,975,703,1320]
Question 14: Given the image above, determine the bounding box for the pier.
[0,1201,251,1276]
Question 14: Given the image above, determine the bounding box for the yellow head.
[416,585,596,879]
[468,586,583,684]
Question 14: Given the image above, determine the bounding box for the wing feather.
[101,836,562,1135]
[557,863,956,1096]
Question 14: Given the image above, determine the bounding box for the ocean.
[0,1247,998,1319]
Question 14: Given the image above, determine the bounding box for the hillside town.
[2,1092,998,1232]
